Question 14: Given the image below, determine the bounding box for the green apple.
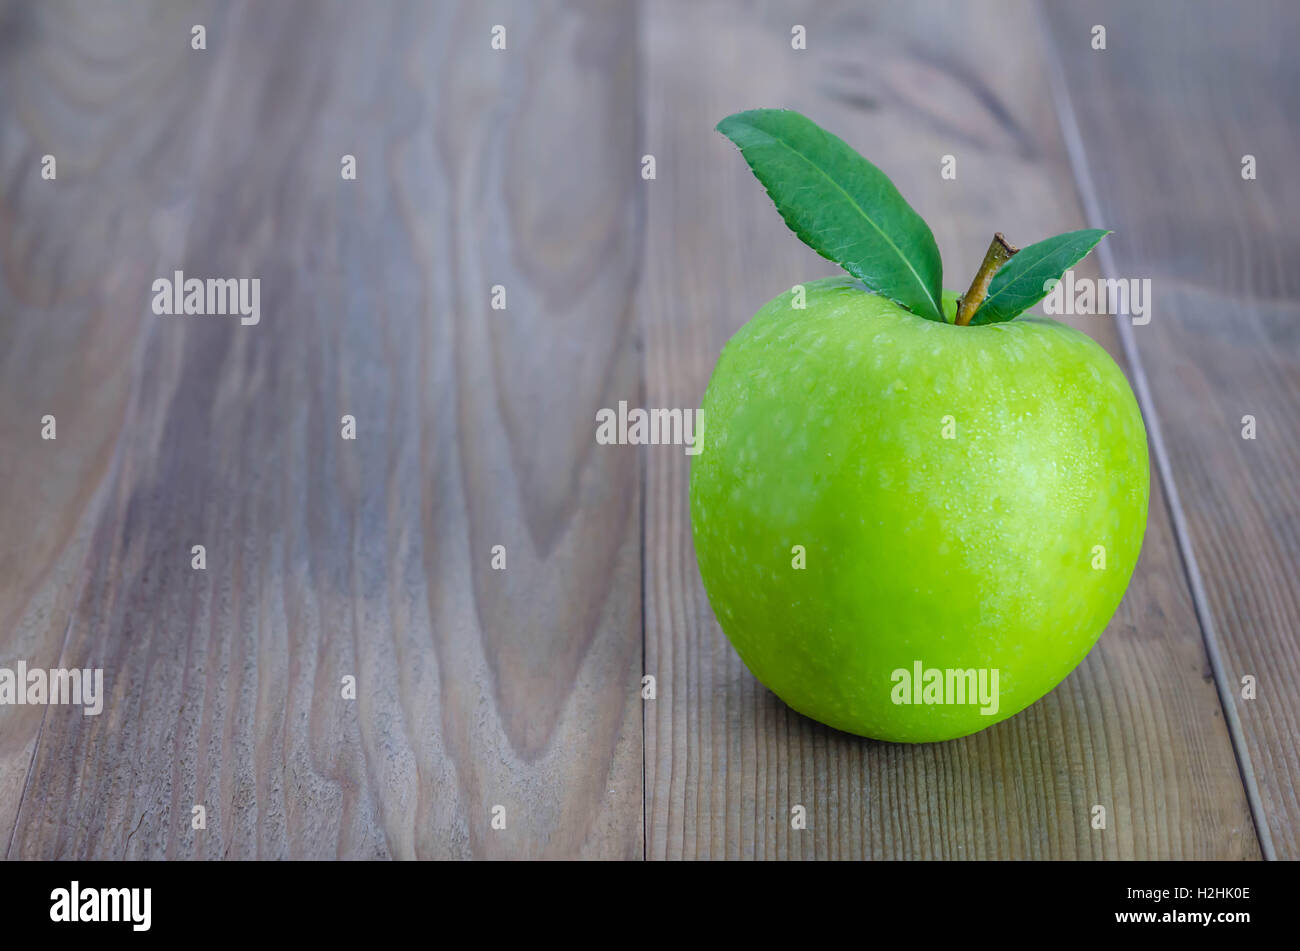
[693,108,1151,742]
[691,278,1148,741]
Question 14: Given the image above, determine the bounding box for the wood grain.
[1,0,643,859]
[0,0,212,857]
[639,0,1258,859]
[1043,0,1300,858]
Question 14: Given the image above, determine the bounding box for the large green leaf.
[970,229,1110,325]
[717,109,945,323]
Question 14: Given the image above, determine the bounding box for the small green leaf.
[717,109,945,323]
[970,229,1110,325]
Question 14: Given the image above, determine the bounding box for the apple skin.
[690,277,1149,742]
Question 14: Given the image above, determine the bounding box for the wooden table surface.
[1,0,1296,860]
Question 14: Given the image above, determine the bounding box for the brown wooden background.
[0,0,1295,860]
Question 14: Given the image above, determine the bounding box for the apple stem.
[954,233,1018,326]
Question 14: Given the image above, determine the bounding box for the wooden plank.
[0,0,213,858]
[1043,0,1300,858]
[640,0,1259,858]
[2,0,643,859]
